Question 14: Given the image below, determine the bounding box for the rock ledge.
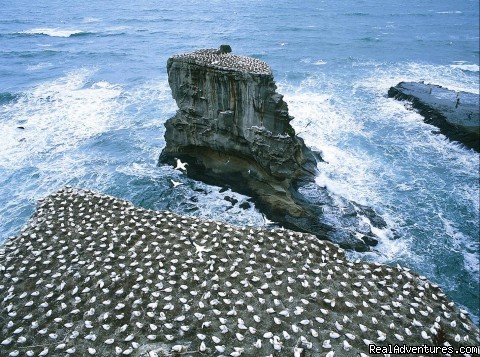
[388,81,479,151]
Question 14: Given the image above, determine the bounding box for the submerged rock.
[159,46,386,251]
[0,187,478,356]
[388,81,480,151]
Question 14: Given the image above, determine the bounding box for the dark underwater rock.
[388,81,479,151]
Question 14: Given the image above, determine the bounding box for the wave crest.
[19,28,90,38]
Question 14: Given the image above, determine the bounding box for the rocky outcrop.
[1,187,478,356]
[160,47,387,251]
[388,82,479,151]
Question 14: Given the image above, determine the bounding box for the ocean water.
[0,0,478,322]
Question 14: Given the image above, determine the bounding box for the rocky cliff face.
[163,49,317,181]
[160,47,386,251]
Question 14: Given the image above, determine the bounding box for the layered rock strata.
[388,81,479,151]
[160,47,386,251]
[0,187,478,356]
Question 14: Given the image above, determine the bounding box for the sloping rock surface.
[388,81,479,151]
[0,187,479,356]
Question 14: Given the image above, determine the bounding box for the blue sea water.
[0,0,479,322]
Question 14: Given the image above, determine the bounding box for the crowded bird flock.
[0,187,478,356]
[171,48,272,75]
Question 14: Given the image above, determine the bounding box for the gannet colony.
[171,47,272,75]
[1,187,478,356]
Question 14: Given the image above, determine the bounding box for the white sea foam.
[0,69,124,170]
[20,28,86,37]
[359,62,479,94]
[438,214,479,278]
[106,26,131,32]
[117,161,167,179]
[279,78,376,206]
[357,65,479,290]
[279,63,479,289]
[83,17,101,23]
[450,63,479,72]
[116,162,265,227]
[300,58,327,66]
[436,11,462,14]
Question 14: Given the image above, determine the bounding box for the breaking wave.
[19,28,91,37]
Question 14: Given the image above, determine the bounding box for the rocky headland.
[159,47,387,252]
[1,187,479,356]
[388,81,480,151]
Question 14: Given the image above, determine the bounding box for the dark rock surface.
[160,47,387,251]
[388,81,479,151]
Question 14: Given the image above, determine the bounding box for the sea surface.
[0,0,479,323]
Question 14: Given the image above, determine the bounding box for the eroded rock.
[160,47,386,250]
[388,81,479,151]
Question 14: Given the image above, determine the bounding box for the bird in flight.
[174,158,188,171]
[170,179,183,188]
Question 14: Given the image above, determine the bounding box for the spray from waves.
[278,78,378,205]
[114,161,265,230]
[450,63,480,73]
[279,76,410,259]
[0,68,124,171]
[280,63,479,321]
[127,79,177,122]
[0,71,177,243]
[436,11,463,14]
[438,213,479,279]
[0,68,125,240]
[83,17,102,23]
[26,62,53,72]
[19,28,91,37]
[358,61,479,94]
[300,58,327,66]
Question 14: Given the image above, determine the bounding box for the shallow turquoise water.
[0,0,479,322]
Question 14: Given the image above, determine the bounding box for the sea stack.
[160,46,386,251]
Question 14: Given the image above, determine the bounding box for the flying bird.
[170,179,183,188]
[174,158,188,171]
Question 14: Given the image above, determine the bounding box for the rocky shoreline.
[1,187,478,356]
[159,47,387,252]
[388,81,480,151]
